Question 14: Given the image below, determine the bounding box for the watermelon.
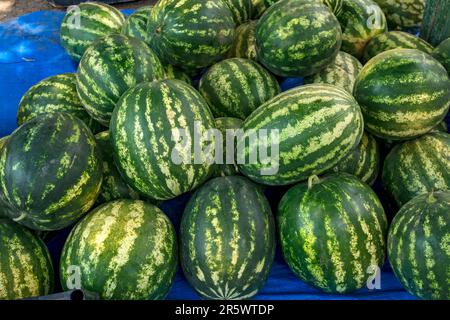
[255,0,342,77]
[363,31,433,63]
[60,2,125,62]
[337,0,387,59]
[164,65,192,85]
[237,84,364,186]
[323,0,344,17]
[223,0,252,25]
[374,0,425,29]
[354,49,450,140]
[199,58,280,119]
[0,136,7,150]
[0,112,103,231]
[382,132,450,207]
[328,131,380,185]
[76,34,165,126]
[0,219,54,300]
[180,176,275,300]
[121,6,153,43]
[95,131,139,205]
[278,173,388,294]
[228,20,258,61]
[110,80,216,201]
[147,0,235,70]
[250,0,272,19]
[213,117,244,177]
[60,199,178,300]
[388,191,450,300]
[304,51,363,93]
[17,73,102,133]
[432,37,450,76]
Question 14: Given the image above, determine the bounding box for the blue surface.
[0,10,421,300]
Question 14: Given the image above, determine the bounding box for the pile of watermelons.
[0,0,449,300]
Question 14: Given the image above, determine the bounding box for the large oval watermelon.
[76,34,165,126]
[121,6,153,43]
[110,80,216,201]
[374,0,425,29]
[228,20,258,61]
[60,2,125,62]
[354,49,450,140]
[255,0,342,77]
[433,37,450,76]
[223,0,252,25]
[0,112,103,231]
[180,176,275,300]
[60,199,178,300]
[238,84,364,186]
[388,191,449,300]
[382,132,450,207]
[278,173,388,293]
[0,219,54,299]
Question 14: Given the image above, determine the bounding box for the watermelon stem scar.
[308,175,321,189]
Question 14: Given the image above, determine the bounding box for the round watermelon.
[228,20,258,61]
[382,132,450,207]
[278,173,388,294]
[60,199,178,300]
[60,2,125,62]
[180,176,275,300]
[255,0,342,77]
[433,37,450,76]
[354,49,450,140]
[374,0,425,29]
[121,6,153,43]
[223,0,252,25]
[0,112,103,231]
[388,191,449,300]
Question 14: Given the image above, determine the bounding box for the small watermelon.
[213,117,244,177]
[228,20,257,61]
[388,191,449,300]
[121,6,153,43]
[180,176,275,300]
[374,0,425,29]
[432,37,450,76]
[223,0,252,25]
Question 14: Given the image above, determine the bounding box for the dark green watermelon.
[433,37,450,76]
[121,6,153,43]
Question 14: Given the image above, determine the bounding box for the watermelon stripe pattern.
[164,65,192,85]
[223,0,252,25]
[180,176,275,300]
[228,20,257,61]
[60,200,178,300]
[374,0,425,29]
[238,84,364,186]
[0,218,54,300]
[433,38,450,76]
[213,117,244,177]
[121,6,153,43]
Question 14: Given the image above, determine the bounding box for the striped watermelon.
[328,131,380,185]
[433,37,450,76]
[147,0,235,70]
[278,173,388,293]
[382,132,450,207]
[17,73,102,133]
[255,0,342,77]
[165,65,192,85]
[337,0,387,59]
[60,199,178,300]
[250,0,272,19]
[374,0,425,29]
[238,84,364,186]
[60,2,125,62]
[180,176,275,300]
[199,58,280,119]
[228,20,257,61]
[363,31,433,63]
[0,112,103,231]
[213,117,244,177]
[95,131,139,204]
[0,219,54,300]
[388,191,449,300]
[354,49,450,140]
[0,136,9,218]
[304,51,363,93]
[223,0,252,25]
[121,6,153,43]
[323,0,344,17]
[76,34,165,126]
[110,80,215,201]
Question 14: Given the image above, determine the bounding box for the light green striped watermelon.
[60,199,178,300]
[256,0,342,77]
[382,132,450,207]
[388,191,449,300]
[374,0,425,29]
[228,20,257,61]
[180,176,275,300]
[304,51,363,93]
[0,219,54,300]
[60,2,125,62]
[199,58,280,119]
[433,38,450,76]
[0,112,103,231]
[121,6,153,43]
[223,0,252,25]
[213,117,244,177]
[164,65,192,85]
[328,131,380,185]
[251,0,343,18]
[238,84,364,186]
[363,31,433,63]
[110,80,215,201]
[17,73,102,133]
[278,173,388,293]
[76,34,165,126]
[354,49,450,140]
[337,0,387,59]
[147,0,235,70]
